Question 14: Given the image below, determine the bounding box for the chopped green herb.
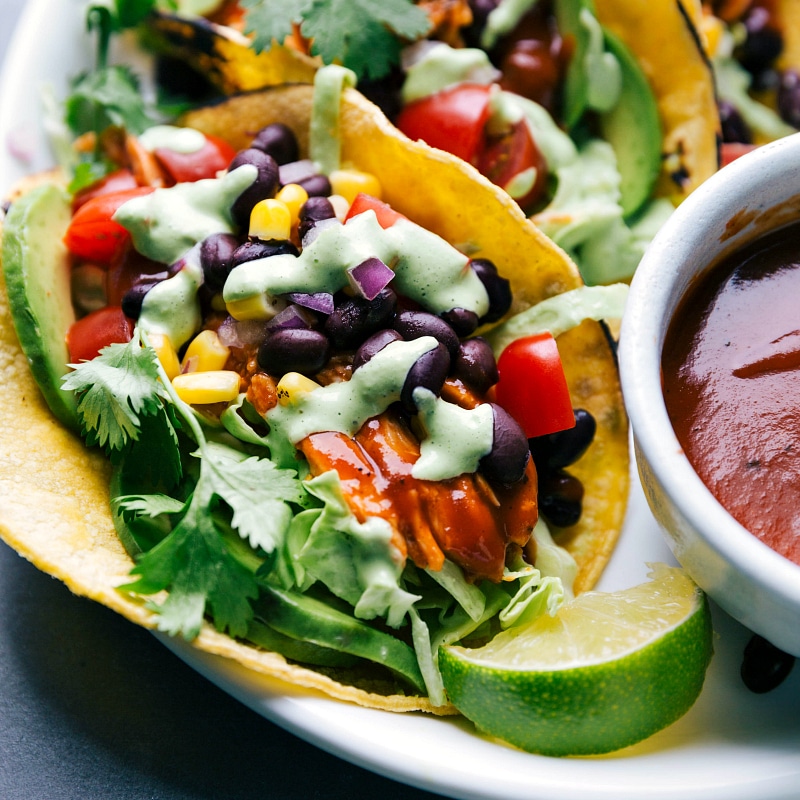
[242,0,431,81]
[62,331,170,453]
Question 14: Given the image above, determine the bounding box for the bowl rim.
[619,132,800,608]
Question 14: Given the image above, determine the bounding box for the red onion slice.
[284,291,335,315]
[265,303,316,332]
[347,257,395,301]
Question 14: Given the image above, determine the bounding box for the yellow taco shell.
[0,86,628,711]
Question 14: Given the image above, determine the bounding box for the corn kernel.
[329,169,382,206]
[276,183,309,227]
[276,372,321,406]
[181,329,230,373]
[227,294,286,321]
[172,370,241,405]
[147,332,180,380]
[249,198,292,241]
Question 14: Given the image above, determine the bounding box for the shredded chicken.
[300,409,538,582]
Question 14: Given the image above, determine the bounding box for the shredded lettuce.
[484,283,628,356]
[296,471,421,628]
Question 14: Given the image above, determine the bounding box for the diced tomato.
[397,84,546,209]
[153,133,237,184]
[478,119,548,209]
[721,142,759,168]
[72,168,139,212]
[66,306,134,363]
[494,333,575,439]
[396,83,493,163]
[64,186,155,264]
[344,193,406,228]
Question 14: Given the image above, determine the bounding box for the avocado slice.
[598,29,662,219]
[2,182,79,431]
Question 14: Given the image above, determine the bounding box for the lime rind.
[439,565,713,756]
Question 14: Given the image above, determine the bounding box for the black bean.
[741,634,796,694]
[353,329,403,371]
[232,239,299,267]
[401,342,450,413]
[778,69,800,128]
[529,409,596,471]
[737,6,783,75]
[440,307,479,337]
[324,288,397,350]
[479,404,530,485]
[297,173,333,198]
[538,470,584,528]
[452,337,499,394]
[393,309,460,360]
[121,275,168,319]
[250,123,299,165]
[228,148,280,229]
[199,232,240,291]
[718,100,752,144]
[257,328,330,376]
[298,196,337,240]
[471,258,512,323]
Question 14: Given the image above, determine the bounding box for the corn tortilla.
[0,86,628,711]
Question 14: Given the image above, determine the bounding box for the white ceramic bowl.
[619,133,800,657]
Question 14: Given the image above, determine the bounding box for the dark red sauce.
[662,221,800,565]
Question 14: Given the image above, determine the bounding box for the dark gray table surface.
[0,2,441,797]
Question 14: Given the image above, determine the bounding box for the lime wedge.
[440,564,712,755]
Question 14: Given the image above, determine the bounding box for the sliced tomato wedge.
[66,306,134,363]
[153,133,237,184]
[396,83,493,163]
[64,186,155,264]
[720,142,759,168]
[478,119,548,209]
[344,193,406,228]
[494,332,575,439]
[72,168,139,212]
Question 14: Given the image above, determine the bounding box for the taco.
[146,0,721,285]
[697,0,800,164]
[0,61,628,717]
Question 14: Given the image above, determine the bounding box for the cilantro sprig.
[241,0,431,81]
[64,330,305,640]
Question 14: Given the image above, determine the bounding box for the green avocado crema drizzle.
[266,338,495,481]
[138,246,204,350]
[113,164,256,265]
[109,64,494,479]
[224,210,490,318]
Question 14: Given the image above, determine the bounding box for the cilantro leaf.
[242,0,431,80]
[123,490,259,639]
[117,441,304,639]
[120,462,268,639]
[115,493,186,519]
[241,0,312,52]
[65,65,156,139]
[62,332,169,452]
[204,444,305,553]
[87,0,163,68]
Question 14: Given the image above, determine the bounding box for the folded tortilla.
[0,85,628,712]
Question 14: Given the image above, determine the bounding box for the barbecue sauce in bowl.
[662,221,800,565]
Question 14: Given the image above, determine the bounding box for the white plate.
[2,2,800,798]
